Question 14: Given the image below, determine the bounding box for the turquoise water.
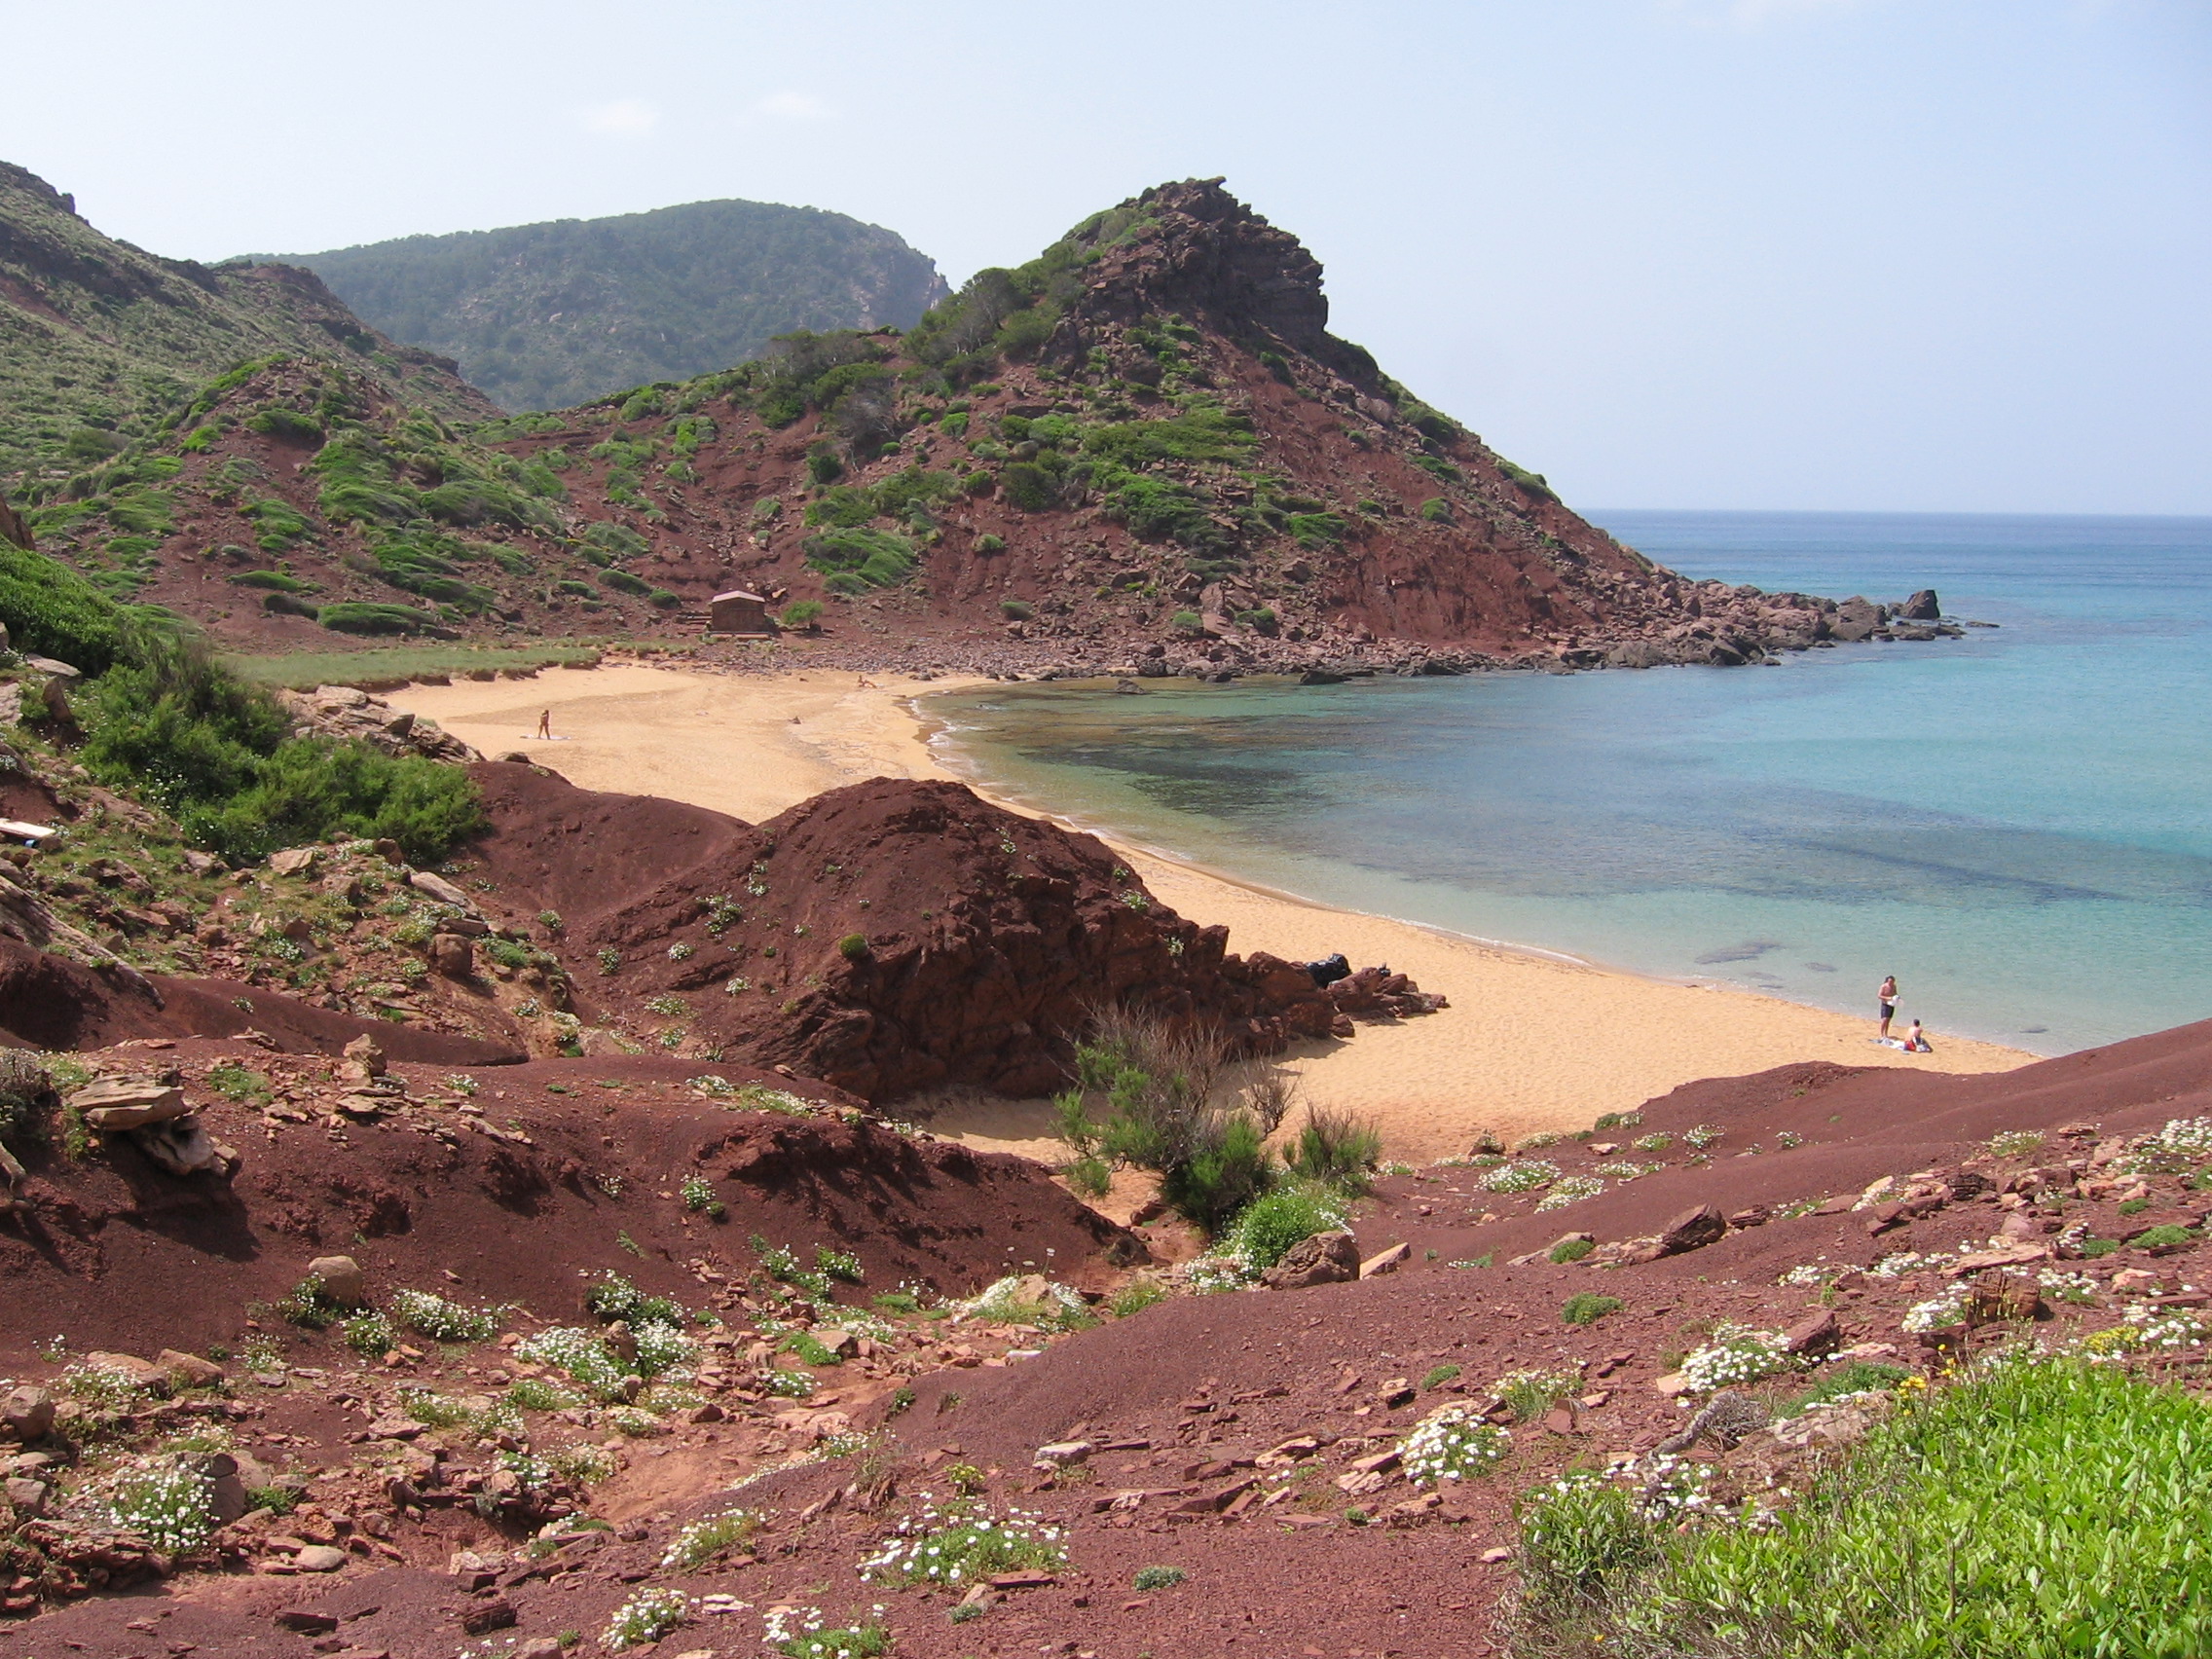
[928,512,2212,1056]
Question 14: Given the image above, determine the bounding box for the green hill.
[287,199,950,413]
[0,161,494,495]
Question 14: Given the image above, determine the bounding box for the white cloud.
[582,98,659,136]
[754,91,831,121]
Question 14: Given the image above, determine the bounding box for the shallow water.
[930,511,2212,1055]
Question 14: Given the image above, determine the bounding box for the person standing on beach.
[1877,975,1898,1039]
[535,709,552,740]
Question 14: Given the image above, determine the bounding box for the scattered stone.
[1656,1203,1727,1257]
[428,933,475,978]
[1260,1230,1359,1289]
[1781,1310,1841,1358]
[68,1078,187,1130]
[1651,1372,1692,1396]
[1,1387,55,1442]
[4,1477,49,1517]
[1034,1440,1093,1467]
[275,1610,341,1635]
[409,869,474,908]
[157,1348,226,1388]
[268,847,321,878]
[84,1352,170,1393]
[458,1597,518,1634]
[1359,1242,1411,1279]
[342,1035,387,1079]
[299,1254,365,1309]
[292,1544,349,1572]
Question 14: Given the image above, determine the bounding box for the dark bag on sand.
[1307,952,1351,988]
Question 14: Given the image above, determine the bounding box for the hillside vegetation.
[5,174,1856,671]
[0,162,493,494]
[291,198,949,412]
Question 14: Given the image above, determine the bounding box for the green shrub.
[802,485,876,529]
[805,448,844,487]
[601,570,652,598]
[999,599,1035,621]
[1421,1363,1463,1389]
[804,527,916,592]
[1562,1293,1622,1325]
[1419,498,1452,523]
[2130,1223,2198,1250]
[1062,1154,1112,1198]
[0,542,133,671]
[1161,1114,1272,1234]
[1134,1565,1186,1592]
[837,933,869,961]
[182,737,485,864]
[779,600,823,630]
[1282,1106,1382,1192]
[246,407,324,444]
[1550,1237,1596,1265]
[1514,1357,2212,1656]
[227,570,314,593]
[1225,1183,1344,1270]
[318,602,438,636]
[1171,609,1204,633]
[1286,512,1346,547]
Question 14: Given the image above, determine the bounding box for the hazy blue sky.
[7,1,2206,514]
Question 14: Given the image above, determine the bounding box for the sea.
[926,511,2212,1057]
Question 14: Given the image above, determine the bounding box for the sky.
[5,0,2207,515]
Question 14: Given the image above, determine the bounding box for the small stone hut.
[708,589,771,635]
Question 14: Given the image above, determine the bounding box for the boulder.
[1261,1229,1360,1290]
[267,847,320,879]
[1781,1309,1841,1358]
[1359,1241,1412,1279]
[292,1544,348,1573]
[158,1349,227,1388]
[428,933,475,978]
[4,1477,49,1518]
[409,869,474,909]
[1898,589,1940,621]
[307,1254,368,1308]
[1656,1203,1728,1257]
[341,1034,387,1079]
[1828,598,1881,643]
[83,1352,170,1394]
[1,1386,55,1442]
[134,1116,229,1176]
[68,1078,187,1130]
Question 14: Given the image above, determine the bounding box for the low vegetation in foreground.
[1509,1354,2211,1659]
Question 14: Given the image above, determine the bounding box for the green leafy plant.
[1550,1237,1596,1265]
[1563,1293,1624,1326]
[1134,1565,1186,1591]
[1513,1357,2212,1655]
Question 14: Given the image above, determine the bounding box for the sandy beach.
[393,663,2036,1161]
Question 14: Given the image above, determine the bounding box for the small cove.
[929,510,2212,1055]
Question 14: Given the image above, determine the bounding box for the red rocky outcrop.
[466,765,1438,1100]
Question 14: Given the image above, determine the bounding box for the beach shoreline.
[391,661,2037,1161]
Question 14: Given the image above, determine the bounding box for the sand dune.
[393,663,2034,1161]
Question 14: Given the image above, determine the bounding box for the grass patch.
[222,643,600,689]
[1562,1294,1623,1326]
[1512,1355,2212,1657]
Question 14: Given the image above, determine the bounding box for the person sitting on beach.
[1902,1018,1932,1053]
